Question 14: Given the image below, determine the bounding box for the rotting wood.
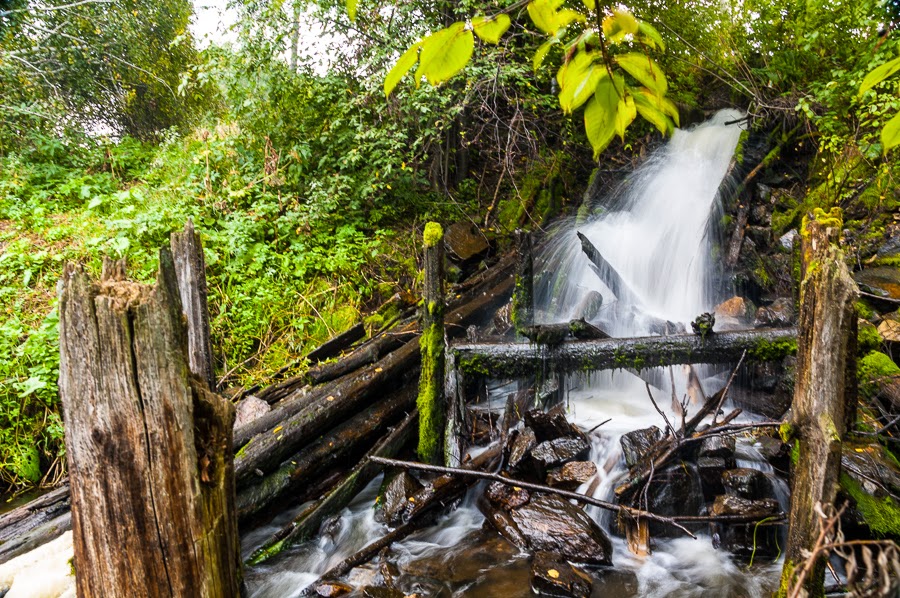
[58,253,242,597]
[235,384,416,521]
[519,318,610,345]
[0,484,71,566]
[418,222,446,464]
[725,199,750,268]
[170,219,216,390]
[779,209,857,598]
[452,327,797,378]
[247,410,418,565]
[512,229,534,333]
[234,275,514,486]
[305,322,366,365]
[577,231,636,303]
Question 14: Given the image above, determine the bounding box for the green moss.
[857,321,881,354]
[459,353,492,377]
[248,538,286,565]
[858,351,900,398]
[416,317,445,464]
[840,472,900,536]
[235,438,252,459]
[790,440,800,466]
[855,300,875,320]
[779,422,794,443]
[734,129,750,165]
[423,222,443,248]
[801,207,843,240]
[748,337,798,361]
[776,559,796,598]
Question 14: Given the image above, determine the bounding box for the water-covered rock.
[485,481,531,511]
[700,435,736,461]
[362,587,405,598]
[756,435,790,473]
[753,298,794,327]
[572,291,604,322]
[710,495,780,519]
[531,551,593,598]
[506,495,614,565]
[855,267,900,301]
[530,437,591,476]
[620,426,663,468]
[546,461,597,490]
[710,496,781,560]
[722,468,773,500]
[378,470,422,526]
[525,405,584,443]
[698,456,728,500]
[644,463,704,536]
[507,427,537,471]
[313,580,353,597]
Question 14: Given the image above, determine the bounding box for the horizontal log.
[0,485,71,566]
[305,322,366,365]
[451,327,798,378]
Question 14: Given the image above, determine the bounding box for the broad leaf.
[558,51,606,113]
[616,52,667,95]
[615,94,636,139]
[632,87,680,126]
[602,9,639,43]
[582,0,595,9]
[632,88,674,134]
[384,41,422,97]
[637,21,665,51]
[528,0,584,35]
[859,56,900,96]
[584,74,622,158]
[346,0,357,21]
[534,40,555,71]
[473,14,511,44]
[415,23,474,86]
[882,111,900,153]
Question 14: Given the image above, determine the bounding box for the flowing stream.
[246,109,788,597]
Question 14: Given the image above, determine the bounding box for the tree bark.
[577,231,636,303]
[58,253,242,597]
[779,211,857,597]
[452,327,798,377]
[418,222,446,464]
[512,230,534,333]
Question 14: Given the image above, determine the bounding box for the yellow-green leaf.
[558,51,606,114]
[637,21,665,51]
[415,23,474,86]
[615,94,636,139]
[631,87,680,126]
[528,0,584,35]
[581,0,595,9]
[859,56,900,96]
[473,14,511,44]
[616,52,667,95]
[584,74,622,158]
[346,0,357,21]
[384,41,422,97]
[882,111,900,153]
[534,40,555,71]
[602,9,639,43]
[632,88,674,134]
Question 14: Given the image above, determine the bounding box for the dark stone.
[467,408,499,445]
[699,435,736,461]
[363,588,405,598]
[876,234,900,259]
[507,494,614,565]
[750,204,771,227]
[531,551,593,598]
[444,222,489,261]
[710,495,780,519]
[647,317,686,336]
[530,437,591,477]
[644,463,704,537]
[710,495,782,560]
[485,481,531,511]
[745,225,772,248]
[492,302,513,336]
[314,581,353,597]
[572,291,604,322]
[379,470,422,526]
[525,404,584,443]
[507,427,537,471]
[756,436,790,473]
[722,468,773,500]
[698,456,728,500]
[619,426,663,468]
[731,356,795,419]
[855,267,900,301]
[546,461,597,490]
[753,298,794,327]
[488,508,527,548]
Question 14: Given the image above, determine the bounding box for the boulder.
[721,468,773,500]
[314,581,353,597]
[855,267,900,301]
[234,395,270,428]
[620,426,663,468]
[714,296,754,322]
[546,461,597,490]
[507,495,614,565]
[710,494,780,519]
[485,481,531,511]
[444,222,489,261]
[531,551,593,598]
[507,427,537,471]
[378,471,422,526]
[530,437,592,477]
[572,291,604,322]
[753,298,794,327]
[525,405,584,443]
[643,463,704,536]
[710,496,781,561]
[745,225,772,248]
[699,435,736,461]
[698,456,728,500]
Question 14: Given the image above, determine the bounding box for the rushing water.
[246,109,788,597]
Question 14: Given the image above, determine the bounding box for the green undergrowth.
[857,351,900,398]
[840,472,900,537]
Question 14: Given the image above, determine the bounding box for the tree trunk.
[512,230,534,333]
[58,253,242,597]
[778,210,857,597]
[418,222,445,464]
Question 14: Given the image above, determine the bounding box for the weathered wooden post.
[511,229,534,334]
[58,251,242,597]
[778,208,857,597]
[418,222,445,464]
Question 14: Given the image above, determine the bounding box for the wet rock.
[531,551,593,598]
[234,395,270,428]
[485,481,531,511]
[841,443,900,497]
[779,229,799,251]
[572,291,604,322]
[547,461,597,490]
[525,404,584,443]
[379,471,422,526]
[756,436,790,473]
[467,408,499,445]
[698,456,728,500]
[620,426,663,468]
[691,312,716,338]
[507,494,614,565]
[730,356,795,419]
[403,532,519,586]
[722,468,773,500]
[855,267,900,301]
[700,435,736,461]
[745,225,772,248]
[710,494,781,519]
[714,296,755,322]
[750,204,771,227]
[877,313,900,343]
[530,437,592,477]
[507,427,537,471]
[492,302,513,336]
[444,222,489,261]
[314,581,353,597]
[876,234,900,259]
[710,495,782,558]
[363,587,405,598]
[488,508,528,548]
[647,317,686,336]
[644,463,705,536]
[754,298,794,327]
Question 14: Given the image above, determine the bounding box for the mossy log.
[418,222,446,464]
[452,327,798,378]
[778,210,857,597]
[58,255,242,597]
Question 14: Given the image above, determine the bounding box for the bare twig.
[712,350,746,425]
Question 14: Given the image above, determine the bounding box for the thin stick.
[646,382,676,438]
[712,350,746,425]
[370,456,697,539]
[587,418,612,434]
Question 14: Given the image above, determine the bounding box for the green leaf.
[384,41,422,97]
[557,51,606,114]
[528,0,584,35]
[637,21,665,51]
[9,443,41,484]
[582,0,595,9]
[882,111,900,153]
[473,14,511,44]
[616,52,667,95]
[615,94,636,139]
[632,88,674,134]
[602,9,639,43]
[631,87,680,126]
[534,40,555,71]
[859,56,900,96]
[415,23,474,86]
[346,0,357,21]
[584,74,622,158]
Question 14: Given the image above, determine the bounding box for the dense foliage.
[0,0,898,492]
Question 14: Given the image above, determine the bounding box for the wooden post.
[512,229,534,334]
[778,208,857,597]
[418,222,445,464]
[58,252,242,597]
[170,219,216,391]
[444,350,465,467]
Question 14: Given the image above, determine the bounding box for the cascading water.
[246,109,786,597]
